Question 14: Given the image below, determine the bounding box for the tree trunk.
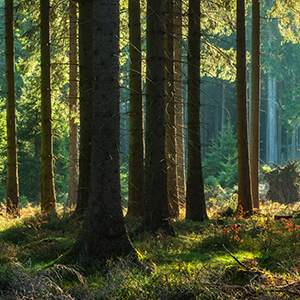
[186,0,207,222]
[40,0,56,213]
[67,0,79,207]
[142,0,173,233]
[236,0,253,215]
[69,0,136,265]
[250,0,260,210]
[127,0,144,218]
[75,0,93,214]
[5,0,19,216]
[165,0,179,217]
[174,0,185,205]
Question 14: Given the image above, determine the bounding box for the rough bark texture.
[186,0,207,222]
[40,0,56,213]
[236,0,253,215]
[250,0,260,209]
[71,0,136,265]
[76,0,93,214]
[127,0,144,218]
[67,0,79,207]
[5,0,19,216]
[142,0,172,233]
[165,0,179,217]
[174,0,185,205]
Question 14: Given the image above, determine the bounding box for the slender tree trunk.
[5,0,19,216]
[250,0,260,210]
[69,0,136,265]
[76,0,93,214]
[236,0,253,215]
[174,0,185,205]
[67,0,79,207]
[142,0,173,233]
[186,0,207,222]
[40,0,56,213]
[221,85,226,147]
[165,0,179,217]
[127,0,144,218]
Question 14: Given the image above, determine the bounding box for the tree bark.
[186,0,207,222]
[127,0,144,218]
[250,0,260,210]
[5,0,19,216]
[70,0,136,265]
[165,0,179,217]
[142,0,173,233]
[76,0,93,214]
[40,0,56,213]
[67,0,79,207]
[174,0,185,205]
[236,0,253,215]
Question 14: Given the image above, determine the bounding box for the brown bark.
[76,0,93,214]
[5,0,19,216]
[67,0,79,207]
[237,0,253,215]
[40,0,56,213]
[127,0,144,218]
[250,0,260,210]
[186,0,207,222]
[165,0,179,217]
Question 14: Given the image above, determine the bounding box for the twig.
[222,244,249,270]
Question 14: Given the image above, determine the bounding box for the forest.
[1,0,300,299]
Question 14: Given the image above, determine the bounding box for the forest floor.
[0,198,300,299]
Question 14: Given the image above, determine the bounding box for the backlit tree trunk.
[70,0,136,264]
[40,0,56,213]
[127,0,144,218]
[5,0,19,216]
[76,0,93,214]
[236,0,253,215]
[165,0,179,217]
[186,0,207,222]
[142,0,173,233]
[67,0,79,207]
[250,0,260,209]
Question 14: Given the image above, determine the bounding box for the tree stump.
[263,161,300,204]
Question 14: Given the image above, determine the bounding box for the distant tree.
[40,0,56,212]
[165,0,179,217]
[250,0,260,209]
[5,0,19,215]
[68,0,136,264]
[127,0,144,218]
[186,0,207,222]
[67,0,79,207]
[236,0,253,215]
[142,0,173,233]
[75,0,93,214]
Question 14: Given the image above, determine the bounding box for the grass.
[0,200,300,299]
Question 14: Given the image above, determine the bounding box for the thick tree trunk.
[40,0,56,213]
[142,0,172,233]
[165,0,179,217]
[67,0,79,207]
[70,0,136,265]
[5,0,19,216]
[236,0,253,215]
[76,0,93,214]
[250,0,260,210]
[174,0,185,205]
[186,0,207,222]
[127,0,144,218]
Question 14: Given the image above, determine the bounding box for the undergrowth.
[0,201,300,299]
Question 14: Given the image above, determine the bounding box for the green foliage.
[203,121,238,188]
